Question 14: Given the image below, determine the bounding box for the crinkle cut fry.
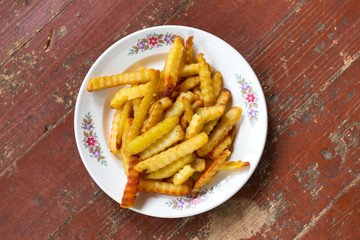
[192,150,231,194]
[87,68,156,92]
[120,155,141,208]
[138,179,190,196]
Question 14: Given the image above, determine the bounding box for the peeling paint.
[205,195,288,239]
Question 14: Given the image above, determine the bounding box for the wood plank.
[0,0,71,66]
[0,111,100,239]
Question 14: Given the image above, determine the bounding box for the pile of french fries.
[87,36,249,208]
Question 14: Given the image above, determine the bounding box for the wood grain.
[0,0,359,239]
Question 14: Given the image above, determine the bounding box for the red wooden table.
[1,0,359,239]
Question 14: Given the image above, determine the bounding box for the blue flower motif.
[249,109,258,117]
[137,41,146,50]
[93,149,101,158]
[176,199,185,209]
[241,82,249,91]
[164,34,172,44]
[84,123,93,131]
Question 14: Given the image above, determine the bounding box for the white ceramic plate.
[74,25,267,218]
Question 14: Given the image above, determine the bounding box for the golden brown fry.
[127,70,160,143]
[132,98,142,116]
[212,71,223,99]
[185,36,194,64]
[209,127,235,160]
[192,158,206,172]
[170,76,200,99]
[109,109,121,154]
[197,107,242,157]
[126,115,179,155]
[180,63,198,77]
[180,96,193,129]
[135,132,208,173]
[146,153,195,179]
[202,120,217,135]
[116,101,132,147]
[220,161,250,170]
[120,118,133,176]
[141,101,164,134]
[120,155,141,208]
[215,88,231,105]
[198,53,215,106]
[138,179,190,196]
[164,91,198,119]
[192,87,203,101]
[191,100,204,111]
[139,124,184,159]
[87,68,156,92]
[173,165,196,186]
[110,83,150,109]
[185,104,225,139]
[184,114,202,139]
[192,150,231,194]
[163,36,185,95]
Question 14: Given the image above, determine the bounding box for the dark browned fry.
[120,155,141,208]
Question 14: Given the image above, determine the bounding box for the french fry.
[202,120,218,135]
[184,114,202,140]
[192,150,231,194]
[109,109,122,154]
[116,101,132,147]
[138,179,190,196]
[132,98,142,116]
[197,107,242,157]
[196,104,226,120]
[139,124,184,159]
[185,104,225,139]
[146,153,195,179]
[110,83,150,109]
[191,99,204,111]
[120,155,141,208]
[212,71,223,99]
[185,36,194,64]
[163,36,185,95]
[180,96,193,129]
[220,161,250,170]
[141,101,164,134]
[198,53,215,106]
[120,118,133,176]
[170,76,200,99]
[173,165,196,186]
[180,63,198,77]
[127,71,160,143]
[194,90,230,135]
[192,87,203,101]
[126,115,179,155]
[215,88,231,105]
[192,158,206,172]
[149,97,173,112]
[87,68,156,92]
[135,132,208,173]
[164,91,198,119]
[209,127,235,160]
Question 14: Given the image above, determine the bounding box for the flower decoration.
[236,74,260,127]
[82,112,107,166]
[129,32,176,55]
[165,183,223,210]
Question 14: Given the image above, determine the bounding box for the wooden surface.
[1,0,359,239]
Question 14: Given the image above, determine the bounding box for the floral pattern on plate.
[82,112,107,166]
[165,183,223,210]
[129,32,176,55]
[236,74,260,127]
